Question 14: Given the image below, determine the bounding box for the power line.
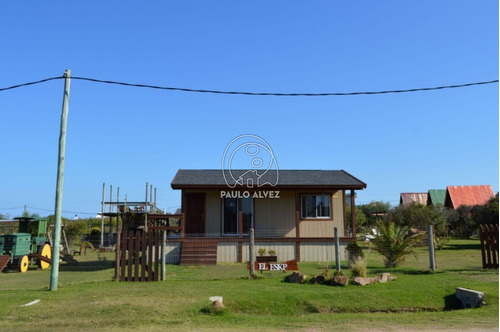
[0,75,498,96]
[0,76,63,92]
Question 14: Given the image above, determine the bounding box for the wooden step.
[180,240,218,265]
[0,255,11,273]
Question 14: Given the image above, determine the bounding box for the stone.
[309,275,326,284]
[287,271,307,283]
[379,273,396,283]
[212,300,225,310]
[456,287,485,308]
[353,276,378,286]
[209,296,223,304]
[330,275,349,287]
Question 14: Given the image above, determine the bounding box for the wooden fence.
[117,229,161,281]
[479,224,499,269]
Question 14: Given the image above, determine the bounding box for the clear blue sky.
[0,1,498,219]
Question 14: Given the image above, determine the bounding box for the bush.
[346,242,364,263]
[371,220,421,268]
[64,220,89,245]
[90,227,101,236]
[349,256,367,278]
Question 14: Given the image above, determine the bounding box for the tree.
[345,204,367,231]
[358,201,390,229]
[371,220,421,268]
[63,219,89,245]
[446,196,499,238]
[387,203,447,236]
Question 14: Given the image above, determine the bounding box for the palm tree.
[371,220,421,268]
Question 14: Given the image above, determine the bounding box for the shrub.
[346,242,364,263]
[90,227,101,236]
[371,220,421,268]
[257,248,266,256]
[64,220,89,246]
[349,256,367,278]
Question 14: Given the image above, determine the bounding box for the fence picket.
[480,224,499,269]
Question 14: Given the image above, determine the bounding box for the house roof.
[427,189,446,206]
[445,185,495,209]
[171,169,367,190]
[400,193,428,205]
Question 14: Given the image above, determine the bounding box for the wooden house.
[167,169,366,264]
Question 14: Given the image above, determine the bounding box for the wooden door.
[185,193,205,235]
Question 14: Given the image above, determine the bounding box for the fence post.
[161,229,166,281]
[249,228,255,277]
[334,227,341,272]
[115,231,121,280]
[427,224,436,271]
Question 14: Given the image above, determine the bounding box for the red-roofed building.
[445,185,495,209]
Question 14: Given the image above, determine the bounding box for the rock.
[209,296,223,304]
[309,275,326,284]
[330,275,349,287]
[287,271,307,283]
[456,287,485,308]
[379,273,396,283]
[212,300,225,310]
[353,276,378,286]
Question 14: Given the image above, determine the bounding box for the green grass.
[0,239,497,331]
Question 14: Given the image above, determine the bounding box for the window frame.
[222,196,254,236]
[300,194,333,220]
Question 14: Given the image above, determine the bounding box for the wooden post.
[150,184,153,212]
[115,231,121,280]
[249,228,255,277]
[334,227,341,272]
[161,229,166,281]
[101,183,105,246]
[144,182,148,231]
[116,187,120,234]
[50,69,71,291]
[109,184,113,243]
[350,189,356,237]
[428,224,436,271]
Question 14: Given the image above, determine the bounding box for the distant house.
[400,193,428,206]
[169,169,366,264]
[445,185,495,209]
[427,189,446,206]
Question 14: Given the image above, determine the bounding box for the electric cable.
[0,75,497,96]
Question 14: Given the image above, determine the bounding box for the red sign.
[247,259,298,271]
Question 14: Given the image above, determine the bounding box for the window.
[223,197,253,235]
[301,194,331,219]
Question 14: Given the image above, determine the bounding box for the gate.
[479,224,499,269]
[118,229,161,281]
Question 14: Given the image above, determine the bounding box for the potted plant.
[256,249,277,263]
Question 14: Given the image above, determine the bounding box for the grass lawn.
[0,238,498,331]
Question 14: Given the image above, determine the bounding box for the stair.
[179,240,218,265]
[0,255,11,272]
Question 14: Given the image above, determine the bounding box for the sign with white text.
[247,259,298,272]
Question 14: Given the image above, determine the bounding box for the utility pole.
[50,69,71,291]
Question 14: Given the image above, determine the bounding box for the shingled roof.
[400,193,429,205]
[445,185,495,209]
[171,169,367,189]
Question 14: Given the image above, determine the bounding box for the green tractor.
[0,217,52,273]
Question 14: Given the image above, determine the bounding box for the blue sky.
[0,1,498,219]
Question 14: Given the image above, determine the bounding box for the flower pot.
[256,256,277,263]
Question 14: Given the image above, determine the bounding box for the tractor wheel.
[17,255,29,273]
[37,243,52,269]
